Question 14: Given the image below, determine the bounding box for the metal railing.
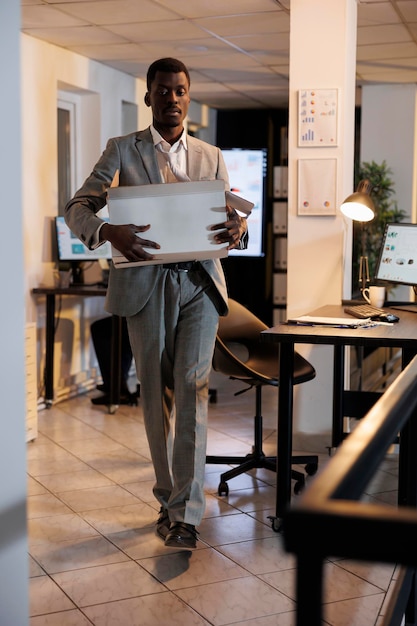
[283,354,417,626]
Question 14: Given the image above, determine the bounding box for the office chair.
[206,299,318,496]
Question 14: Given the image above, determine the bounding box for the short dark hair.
[146,58,190,91]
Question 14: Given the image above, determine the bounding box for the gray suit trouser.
[126,265,219,526]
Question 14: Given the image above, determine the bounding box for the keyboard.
[344,304,386,319]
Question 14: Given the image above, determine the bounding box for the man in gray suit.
[65,58,248,550]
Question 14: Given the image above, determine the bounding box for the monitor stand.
[70,261,84,285]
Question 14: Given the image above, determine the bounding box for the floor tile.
[28,455,91,477]
[203,493,242,518]
[199,512,276,546]
[323,593,385,626]
[332,559,394,591]
[138,546,248,589]
[56,484,144,512]
[30,609,93,625]
[29,555,46,578]
[36,468,114,493]
[29,576,75,616]
[82,502,157,535]
[81,449,151,483]
[27,493,74,519]
[222,484,276,513]
[82,592,210,625]
[29,535,129,574]
[59,435,135,458]
[232,615,296,626]
[27,476,49,496]
[175,576,295,625]
[107,526,179,559]
[51,560,165,606]
[217,536,295,575]
[28,513,99,546]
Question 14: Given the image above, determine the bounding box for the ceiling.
[21,0,417,110]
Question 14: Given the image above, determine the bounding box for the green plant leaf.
[352,161,406,294]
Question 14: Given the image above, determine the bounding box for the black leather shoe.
[164,522,199,550]
[155,508,170,541]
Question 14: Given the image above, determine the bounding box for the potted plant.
[352,160,406,295]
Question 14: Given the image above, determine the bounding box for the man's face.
[146,70,190,132]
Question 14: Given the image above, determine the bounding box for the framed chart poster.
[298,89,338,147]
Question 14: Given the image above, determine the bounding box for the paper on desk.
[288,315,372,327]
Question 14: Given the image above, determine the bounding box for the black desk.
[32,285,123,412]
[262,304,417,530]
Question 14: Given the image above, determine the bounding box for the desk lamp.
[340,179,376,297]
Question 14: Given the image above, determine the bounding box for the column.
[287,0,358,439]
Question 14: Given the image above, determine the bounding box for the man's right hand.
[100,223,160,261]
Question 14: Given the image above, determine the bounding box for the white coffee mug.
[362,285,385,308]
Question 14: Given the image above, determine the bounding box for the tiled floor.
[27,372,400,626]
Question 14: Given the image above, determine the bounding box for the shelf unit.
[272,163,288,325]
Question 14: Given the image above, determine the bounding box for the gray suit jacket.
[65,128,231,317]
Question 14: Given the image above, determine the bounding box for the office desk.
[32,285,123,412]
[262,304,417,531]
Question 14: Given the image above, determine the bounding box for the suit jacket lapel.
[135,129,163,184]
[187,136,203,181]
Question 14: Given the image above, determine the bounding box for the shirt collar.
[150,124,188,152]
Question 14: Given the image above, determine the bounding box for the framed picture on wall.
[297,158,337,216]
[298,89,338,147]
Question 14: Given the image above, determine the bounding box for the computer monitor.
[221,148,267,257]
[55,216,112,262]
[375,223,417,287]
[55,216,112,285]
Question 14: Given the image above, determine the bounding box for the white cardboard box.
[273,166,288,198]
[274,237,287,270]
[107,180,230,267]
[273,273,287,304]
[273,201,287,234]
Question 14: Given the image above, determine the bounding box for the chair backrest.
[213,299,315,386]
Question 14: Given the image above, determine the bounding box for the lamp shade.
[340,179,375,222]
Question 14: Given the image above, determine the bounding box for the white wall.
[360,84,417,302]
[361,84,417,223]
[0,2,29,624]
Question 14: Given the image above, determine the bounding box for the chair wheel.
[218,481,229,496]
[267,515,283,533]
[208,388,217,403]
[305,462,318,476]
[294,478,305,495]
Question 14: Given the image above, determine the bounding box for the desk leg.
[332,345,345,449]
[44,294,56,408]
[273,342,295,531]
[108,315,122,414]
